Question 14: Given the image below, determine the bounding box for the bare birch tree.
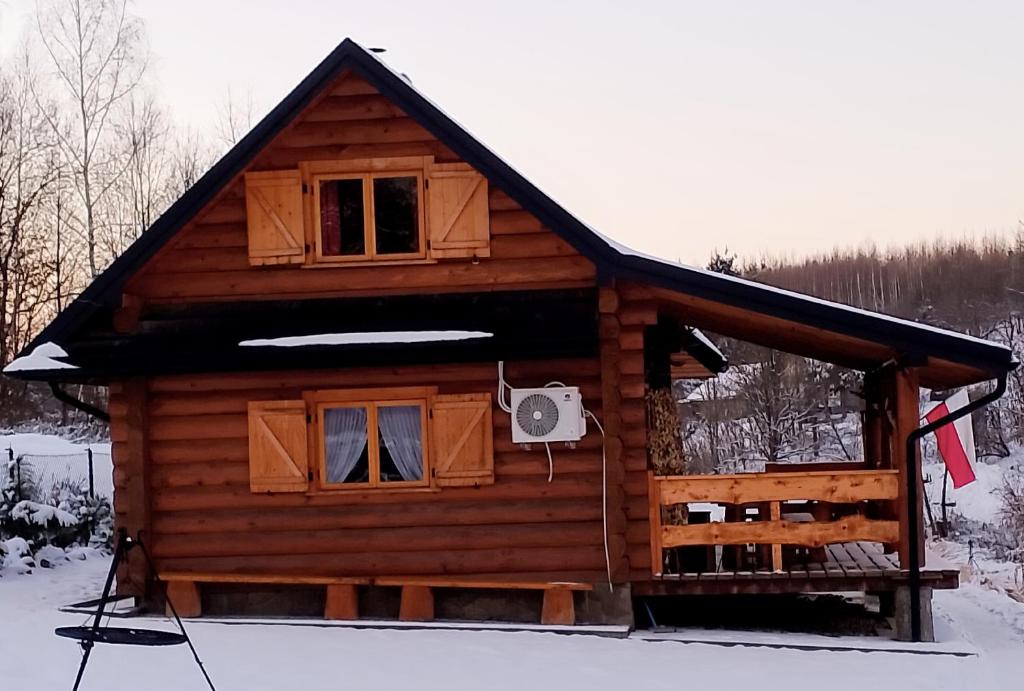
[33,0,147,277]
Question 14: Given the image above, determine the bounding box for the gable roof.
[16,38,1016,387]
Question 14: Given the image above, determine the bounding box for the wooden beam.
[661,515,900,549]
[647,472,663,576]
[398,585,435,621]
[769,501,783,572]
[891,367,924,568]
[324,584,360,620]
[655,470,900,505]
[541,590,576,626]
[165,580,201,618]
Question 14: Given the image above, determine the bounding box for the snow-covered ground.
[1,550,1022,691]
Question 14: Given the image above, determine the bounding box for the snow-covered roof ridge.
[239,331,493,347]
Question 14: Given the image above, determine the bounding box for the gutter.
[49,383,111,423]
[903,373,1008,641]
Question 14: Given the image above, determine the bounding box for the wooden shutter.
[248,400,309,493]
[244,170,305,266]
[426,164,490,259]
[430,393,494,487]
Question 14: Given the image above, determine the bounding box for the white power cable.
[584,408,613,590]
[499,361,613,587]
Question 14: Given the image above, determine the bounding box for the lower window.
[319,399,427,488]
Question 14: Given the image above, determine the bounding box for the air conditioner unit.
[510,386,586,444]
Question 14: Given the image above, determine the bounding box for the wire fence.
[2,447,113,503]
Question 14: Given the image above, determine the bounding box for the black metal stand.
[55,529,216,691]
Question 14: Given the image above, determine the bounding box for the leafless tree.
[33,0,147,277]
[215,87,256,149]
[0,54,62,414]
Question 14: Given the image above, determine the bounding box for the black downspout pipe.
[904,373,1007,641]
[49,382,111,423]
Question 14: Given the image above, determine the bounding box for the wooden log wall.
[601,282,658,580]
[123,71,594,303]
[110,359,641,583]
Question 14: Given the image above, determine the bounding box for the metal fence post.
[87,447,95,499]
[14,453,22,503]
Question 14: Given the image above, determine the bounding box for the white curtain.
[324,407,368,483]
[378,405,423,481]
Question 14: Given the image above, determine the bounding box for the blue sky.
[1,0,1021,264]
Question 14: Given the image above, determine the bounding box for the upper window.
[318,397,428,489]
[315,172,424,262]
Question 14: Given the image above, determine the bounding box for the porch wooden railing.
[648,469,901,575]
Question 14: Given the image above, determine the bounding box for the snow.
[2,342,77,373]
[1,552,1023,690]
[239,330,493,347]
[923,445,1024,526]
[690,328,726,362]
[10,500,78,527]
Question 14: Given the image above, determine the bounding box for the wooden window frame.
[311,170,427,264]
[311,386,434,492]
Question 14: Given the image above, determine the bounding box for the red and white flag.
[923,389,976,488]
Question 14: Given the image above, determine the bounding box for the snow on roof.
[690,328,725,361]
[682,364,759,402]
[2,343,77,373]
[239,330,494,348]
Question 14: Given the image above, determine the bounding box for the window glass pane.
[323,407,369,483]
[377,405,423,482]
[320,179,365,256]
[373,176,419,255]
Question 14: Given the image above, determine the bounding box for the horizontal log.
[278,118,435,148]
[489,233,578,259]
[151,522,604,559]
[302,94,406,122]
[252,141,458,169]
[152,476,609,512]
[488,189,520,212]
[490,210,544,235]
[171,223,247,250]
[149,358,600,393]
[132,256,597,300]
[152,497,605,535]
[655,470,901,505]
[154,544,609,578]
[661,515,901,549]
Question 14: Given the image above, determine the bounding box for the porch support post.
[890,367,924,569]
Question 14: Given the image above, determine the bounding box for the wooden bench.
[374,577,593,625]
[159,572,592,625]
[160,572,371,620]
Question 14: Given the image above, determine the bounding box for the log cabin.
[5,39,1017,640]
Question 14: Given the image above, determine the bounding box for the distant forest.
[682,232,1024,472]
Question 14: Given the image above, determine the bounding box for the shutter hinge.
[308,470,314,482]
[424,178,429,189]
[428,408,433,419]
[306,414,312,423]
[302,183,309,194]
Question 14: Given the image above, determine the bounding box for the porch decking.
[634,541,959,596]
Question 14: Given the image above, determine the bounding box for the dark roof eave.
[615,253,1017,376]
